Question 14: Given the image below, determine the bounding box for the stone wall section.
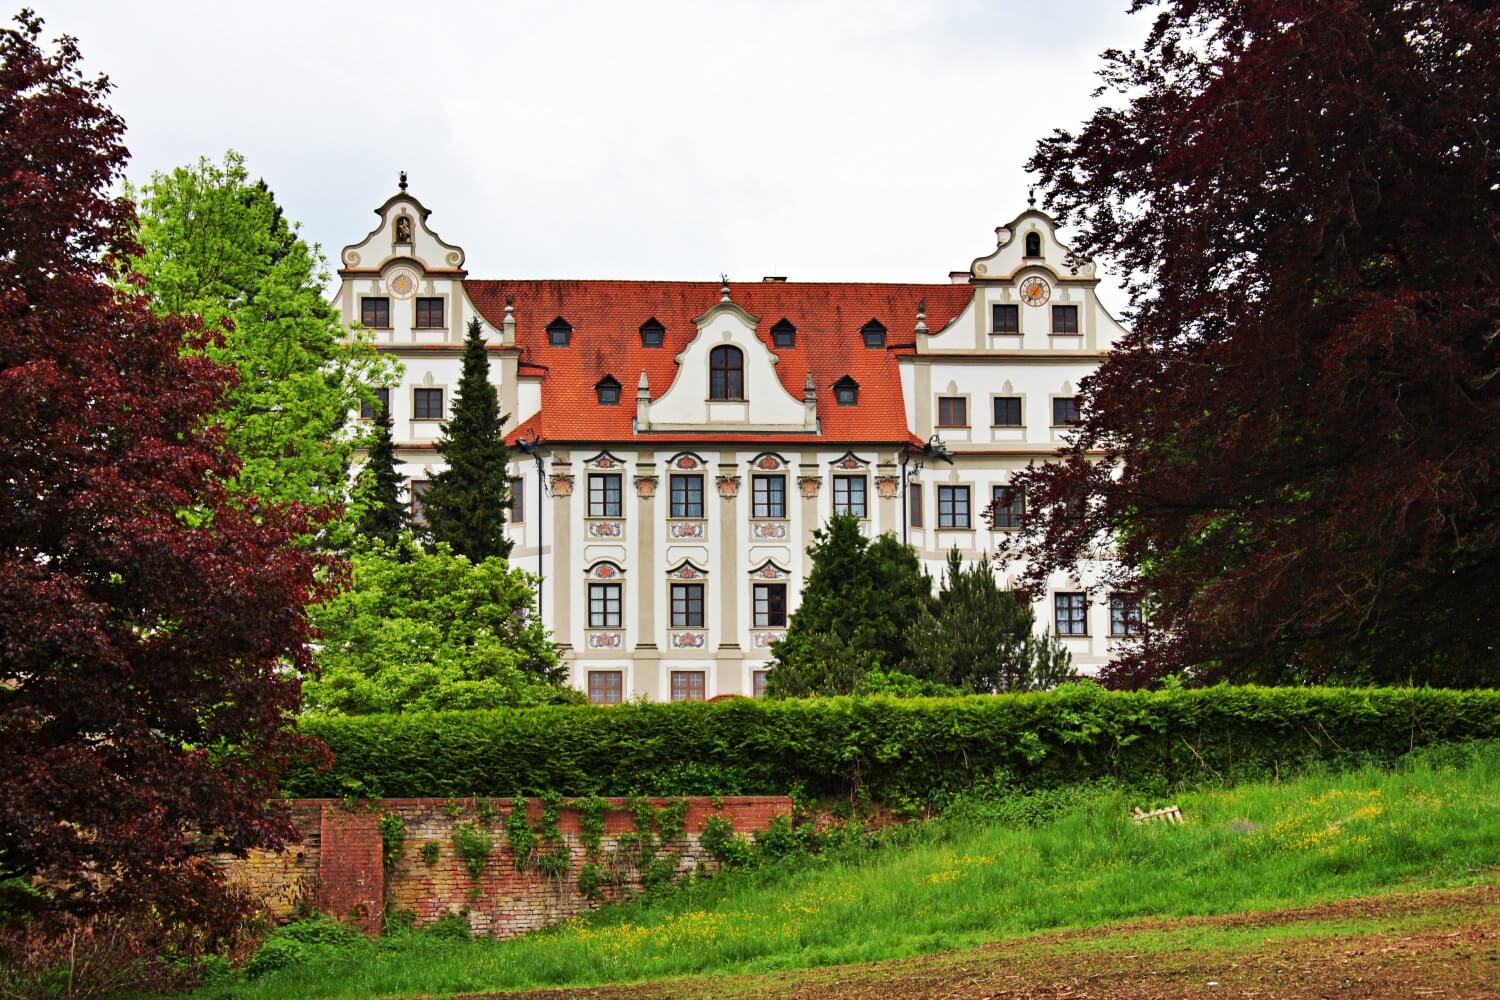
[223,796,791,939]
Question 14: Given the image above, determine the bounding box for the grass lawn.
[170,742,1500,999]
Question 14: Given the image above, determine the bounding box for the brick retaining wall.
[221,796,791,938]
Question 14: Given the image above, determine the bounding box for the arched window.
[1024,232,1042,257]
[709,345,744,400]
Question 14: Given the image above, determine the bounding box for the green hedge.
[284,685,1500,807]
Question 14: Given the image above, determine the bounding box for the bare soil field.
[478,882,1500,999]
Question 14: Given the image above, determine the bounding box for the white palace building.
[335,179,1130,703]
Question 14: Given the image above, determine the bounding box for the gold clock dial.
[1019,276,1051,307]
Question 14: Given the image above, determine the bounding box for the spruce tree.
[353,406,406,547]
[422,318,513,560]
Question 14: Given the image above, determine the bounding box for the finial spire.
[1027,186,1036,208]
[399,170,409,192]
[915,298,929,335]
[720,274,731,302]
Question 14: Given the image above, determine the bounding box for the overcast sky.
[43,1,1142,305]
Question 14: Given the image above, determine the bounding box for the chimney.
[802,372,817,429]
[636,370,651,430]
[501,297,516,347]
[762,276,787,283]
[948,270,972,284]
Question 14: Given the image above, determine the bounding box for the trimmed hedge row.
[284,685,1500,807]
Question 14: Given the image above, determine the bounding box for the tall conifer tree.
[423,318,513,560]
[353,407,406,547]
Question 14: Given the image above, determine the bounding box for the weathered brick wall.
[224,796,791,939]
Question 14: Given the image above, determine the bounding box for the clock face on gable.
[1019,276,1051,307]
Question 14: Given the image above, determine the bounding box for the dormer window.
[861,320,886,349]
[547,317,572,347]
[709,345,744,400]
[595,375,621,406]
[833,375,859,406]
[640,318,665,348]
[771,319,796,348]
[1024,232,1042,258]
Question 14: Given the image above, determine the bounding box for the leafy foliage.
[285,686,1500,808]
[0,11,335,935]
[909,550,1074,692]
[767,514,932,696]
[131,151,396,538]
[449,823,493,880]
[422,318,512,562]
[302,537,565,715]
[1006,0,1500,687]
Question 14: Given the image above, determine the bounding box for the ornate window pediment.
[584,450,626,470]
[748,559,790,580]
[829,451,870,471]
[665,559,708,580]
[586,561,624,580]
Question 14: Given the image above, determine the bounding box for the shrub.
[449,823,492,880]
[244,916,364,979]
[285,685,1500,806]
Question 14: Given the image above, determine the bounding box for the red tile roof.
[464,280,972,446]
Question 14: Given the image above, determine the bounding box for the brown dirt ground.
[469,881,1500,1000]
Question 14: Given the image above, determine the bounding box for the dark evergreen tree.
[909,550,1073,692]
[422,318,513,561]
[766,514,930,696]
[353,406,406,547]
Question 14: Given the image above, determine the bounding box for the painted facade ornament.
[550,473,575,497]
[667,562,705,580]
[798,475,822,498]
[387,266,418,299]
[751,453,785,471]
[588,521,623,538]
[716,474,740,498]
[589,562,621,579]
[634,475,659,498]
[586,452,623,470]
[750,521,787,539]
[831,453,869,470]
[669,522,705,539]
[875,475,901,499]
[671,453,702,470]
[1020,275,1052,307]
[752,631,786,649]
[671,632,707,649]
[750,561,788,580]
[587,631,623,649]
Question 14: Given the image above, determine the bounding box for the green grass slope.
[178,743,1500,1000]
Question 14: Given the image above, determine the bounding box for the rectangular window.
[413,386,443,420]
[1053,397,1082,426]
[588,670,623,705]
[360,387,390,420]
[409,480,431,524]
[671,583,705,628]
[1110,593,1143,637]
[670,670,706,702]
[992,396,1022,427]
[588,582,622,628]
[414,297,444,329]
[992,485,1025,529]
[360,297,391,329]
[832,476,867,517]
[510,477,524,523]
[588,473,622,518]
[991,303,1019,334]
[1055,592,1088,636]
[669,474,704,519]
[937,485,971,529]
[1051,305,1079,334]
[753,670,770,698]
[909,483,923,527]
[937,396,968,428]
[753,583,787,627]
[752,475,786,519]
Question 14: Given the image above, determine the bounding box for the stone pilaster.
[716,472,741,650]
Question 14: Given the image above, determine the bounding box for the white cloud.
[41,0,1141,307]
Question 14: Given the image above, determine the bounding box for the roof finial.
[399,170,408,192]
[915,298,929,336]
[803,371,816,400]
[1027,186,1036,208]
[720,273,731,302]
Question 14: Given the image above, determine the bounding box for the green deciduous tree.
[767,514,931,696]
[422,317,512,561]
[131,151,396,535]
[909,550,1074,693]
[353,407,406,547]
[302,537,566,715]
